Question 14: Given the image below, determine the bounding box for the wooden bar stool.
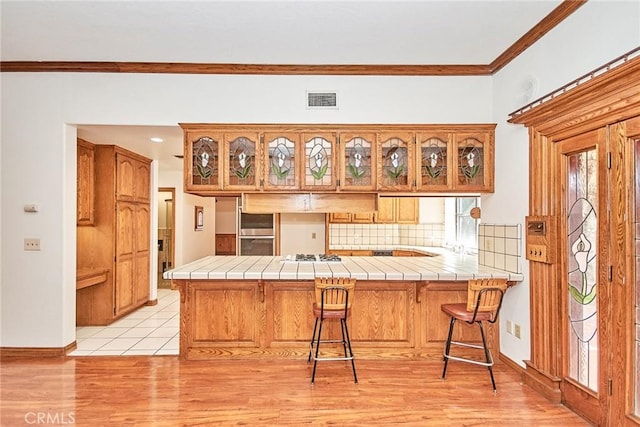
[307,277,357,384]
[441,278,508,391]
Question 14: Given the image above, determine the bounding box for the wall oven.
[237,200,275,255]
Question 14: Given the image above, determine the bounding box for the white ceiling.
[2,0,564,170]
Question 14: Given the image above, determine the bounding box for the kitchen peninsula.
[164,252,522,360]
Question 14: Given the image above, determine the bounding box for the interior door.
[557,128,611,425]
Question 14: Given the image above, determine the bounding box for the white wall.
[418,198,445,223]
[280,213,327,254]
[488,0,640,366]
[215,197,238,235]
[1,73,490,348]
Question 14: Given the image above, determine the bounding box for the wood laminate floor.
[0,356,590,426]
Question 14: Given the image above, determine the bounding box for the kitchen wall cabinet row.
[76,141,152,325]
[181,124,495,196]
[328,197,418,224]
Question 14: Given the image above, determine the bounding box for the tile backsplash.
[328,223,445,247]
[477,224,522,274]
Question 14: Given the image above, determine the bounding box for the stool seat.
[441,303,494,322]
[312,303,351,319]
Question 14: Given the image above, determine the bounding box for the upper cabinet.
[339,132,376,191]
[377,132,413,191]
[180,124,495,195]
[416,128,494,193]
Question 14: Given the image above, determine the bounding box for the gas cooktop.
[282,254,342,263]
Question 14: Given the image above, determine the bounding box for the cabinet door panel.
[77,141,95,225]
[223,132,260,190]
[416,133,452,191]
[301,132,336,190]
[266,282,315,345]
[185,131,223,191]
[134,204,150,305]
[454,133,493,192]
[340,133,376,191]
[378,132,414,191]
[116,154,136,201]
[374,197,395,223]
[350,282,414,347]
[395,198,418,224]
[263,133,300,190]
[115,202,135,314]
[134,161,150,202]
[191,284,261,346]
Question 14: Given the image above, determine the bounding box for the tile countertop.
[163,251,524,282]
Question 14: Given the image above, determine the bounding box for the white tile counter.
[163,253,523,282]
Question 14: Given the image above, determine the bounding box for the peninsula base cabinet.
[77,144,151,326]
[172,279,499,361]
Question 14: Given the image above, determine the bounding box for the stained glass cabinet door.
[416,133,452,191]
[301,133,336,191]
[377,132,413,191]
[223,133,261,191]
[263,133,300,190]
[339,133,376,192]
[453,133,494,192]
[185,131,223,192]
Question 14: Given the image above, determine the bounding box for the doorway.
[157,187,175,289]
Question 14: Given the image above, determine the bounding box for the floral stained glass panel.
[228,137,255,186]
[566,149,598,391]
[344,137,372,187]
[268,137,296,186]
[305,137,332,187]
[192,136,218,186]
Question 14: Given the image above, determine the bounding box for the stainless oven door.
[239,236,275,256]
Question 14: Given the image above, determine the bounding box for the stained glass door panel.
[416,133,451,190]
[378,133,413,191]
[188,133,222,190]
[566,148,599,390]
[340,133,376,191]
[263,133,299,190]
[224,133,259,190]
[302,133,336,190]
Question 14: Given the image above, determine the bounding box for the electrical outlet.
[506,320,513,335]
[24,238,41,251]
[312,232,316,239]
[514,324,521,339]
[485,239,492,251]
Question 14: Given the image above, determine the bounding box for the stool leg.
[311,319,324,384]
[478,321,497,392]
[339,317,348,358]
[307,317,319,363]
[442,316,456,380]
[342,318,358,383]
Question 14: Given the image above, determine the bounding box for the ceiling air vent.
[307,91,338,109]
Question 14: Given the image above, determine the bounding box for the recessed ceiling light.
[150,137,164,143]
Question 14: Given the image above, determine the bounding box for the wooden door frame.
[509,54,640,425]
[158,187,176,273]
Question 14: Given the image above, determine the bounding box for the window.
[444,197,479,252]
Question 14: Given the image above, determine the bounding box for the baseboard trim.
[522,359,562,403]
[498,352,526,378]
[1,341,77,358]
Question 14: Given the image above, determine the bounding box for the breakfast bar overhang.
[165,254,522,361]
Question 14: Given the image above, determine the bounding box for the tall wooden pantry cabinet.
[76,143,152,326]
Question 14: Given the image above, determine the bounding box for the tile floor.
[70,288,179,356]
